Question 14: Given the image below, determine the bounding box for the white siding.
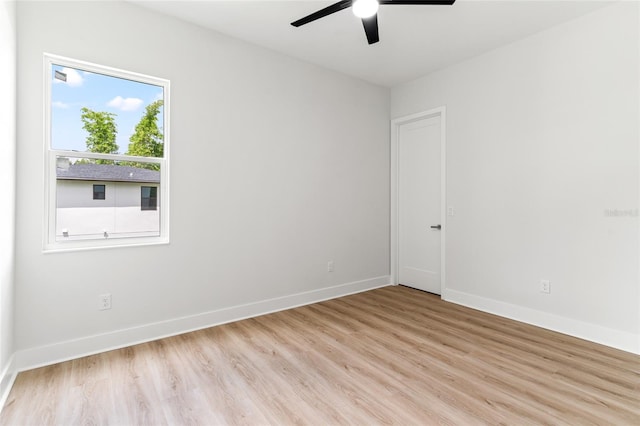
[56,181,160,240]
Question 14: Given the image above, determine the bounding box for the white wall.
[15,1,390,368]
[392,2,639,353]
[0,0,16,402]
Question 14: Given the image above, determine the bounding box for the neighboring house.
[56,160,160,240]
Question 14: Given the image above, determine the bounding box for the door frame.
[390,106,447,295]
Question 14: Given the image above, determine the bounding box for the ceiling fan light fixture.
[352,0,379,19]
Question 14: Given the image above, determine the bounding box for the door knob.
[430,224,441,230]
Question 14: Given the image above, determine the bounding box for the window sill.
[43,236,170,254]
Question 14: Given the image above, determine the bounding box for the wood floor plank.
[2,285,639,425]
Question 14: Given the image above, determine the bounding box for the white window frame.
[43,53,170,252]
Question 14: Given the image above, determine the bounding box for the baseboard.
[0,355,16,414]
[443,288,640,355]
[13,276,391,372]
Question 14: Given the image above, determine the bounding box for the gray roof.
[57,163,160,183]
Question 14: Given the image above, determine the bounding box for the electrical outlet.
[327,261,334,272]
[540,280,550,294]
[447,206,455,216]
[99,293,112,310]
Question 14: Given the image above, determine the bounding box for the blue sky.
[51,64,164,154]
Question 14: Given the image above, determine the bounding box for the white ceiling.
[133,0,613,87]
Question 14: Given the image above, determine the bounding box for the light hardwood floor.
[1,285,639,425]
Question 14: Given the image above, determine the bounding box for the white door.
[398,115,442,294]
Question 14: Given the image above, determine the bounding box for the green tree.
[126,100,163,170]
[80,107,119,163]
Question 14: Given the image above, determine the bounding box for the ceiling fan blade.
[361,14,380,45]
[291,0,353,27]
[379,0,455,5]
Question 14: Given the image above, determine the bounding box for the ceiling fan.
[291,0,456,45]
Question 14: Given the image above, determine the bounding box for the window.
[44,54,170,251]
[141,186,157,211]
[93,184,106,200]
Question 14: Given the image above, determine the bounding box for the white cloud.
[107,96,144,112]
[52,101,69,109]
[53,67,84,87]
